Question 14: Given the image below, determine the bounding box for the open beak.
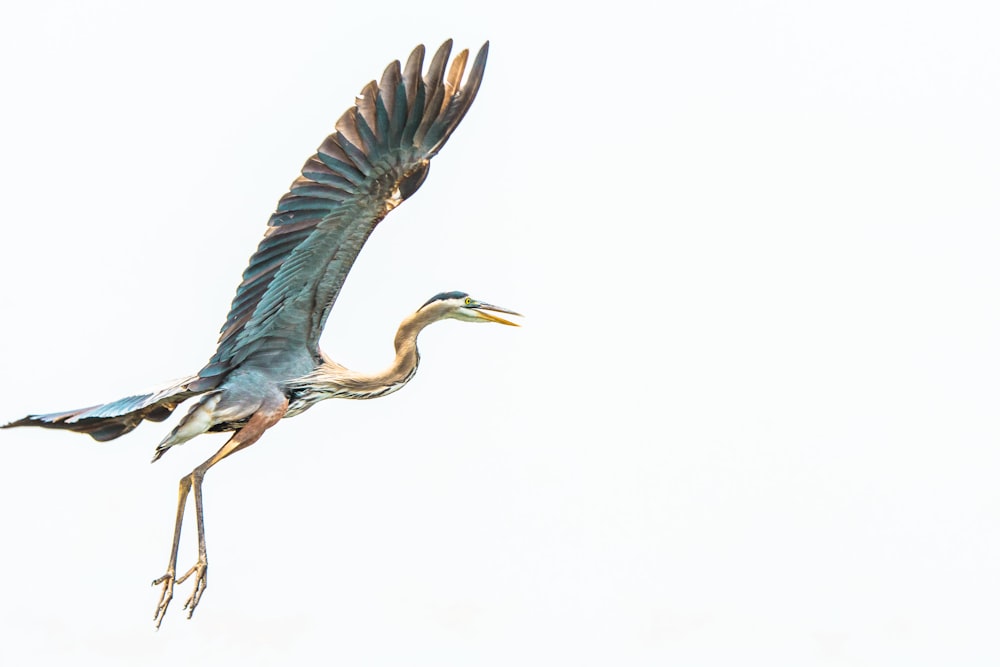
[474,302,522,327]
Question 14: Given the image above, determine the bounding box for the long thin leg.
[152,475,193,627]
[151,398,288,628]
[176,470,208,617]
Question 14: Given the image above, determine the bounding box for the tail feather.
[151,391,224,462]
[2,376,203,442]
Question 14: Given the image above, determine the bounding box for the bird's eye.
[465,297,472,305]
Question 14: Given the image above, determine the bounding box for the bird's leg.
[152,473,194,629]
[150,398,288,627]
[176,468,208,617]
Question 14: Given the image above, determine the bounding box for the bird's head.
[418,291,521,326]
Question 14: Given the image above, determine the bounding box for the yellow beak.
[474,302,522,327]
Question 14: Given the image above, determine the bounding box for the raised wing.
[192,40,488,391]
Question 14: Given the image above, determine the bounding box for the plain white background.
[1,1,998,664]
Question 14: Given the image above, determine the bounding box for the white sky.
[1,0,998,664]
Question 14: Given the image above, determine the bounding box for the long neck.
[384,307,435,385]
[299,307,439,399]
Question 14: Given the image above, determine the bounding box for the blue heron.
[2,40,519,627]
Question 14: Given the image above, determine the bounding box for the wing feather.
[425,46,488,153]
[314,140,365,185]
[354,81,380,156]
[401,47,428,146]
[443,49,468,102]
[413,41,453,147]
[377,61,401,151]
[2,376,199,441]
[190,41,488,391]
[334,113,373,175]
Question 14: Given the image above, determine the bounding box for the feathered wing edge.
[192,40,489,390]
[1,376,201,441]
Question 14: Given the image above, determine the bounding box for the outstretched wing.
[192,40,488,390]
[1,376,200,441]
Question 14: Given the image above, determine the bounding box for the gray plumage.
[2,40,520,627]
[7,40,488,448]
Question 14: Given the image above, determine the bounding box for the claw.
[152,571,176,629]
[152,559,207,627]
[177,560,208,619]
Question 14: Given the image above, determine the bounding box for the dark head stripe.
[420,291,468,309]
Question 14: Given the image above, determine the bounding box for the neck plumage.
[289,307,439,403]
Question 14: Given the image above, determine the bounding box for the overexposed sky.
[1,1,999,664]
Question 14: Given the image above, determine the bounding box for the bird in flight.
[2,39,518,628]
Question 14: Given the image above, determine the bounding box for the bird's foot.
[151,569,176,629]
[151,558,207,627]
[176,559,208,619]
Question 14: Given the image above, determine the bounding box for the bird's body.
[2,41,519,627]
